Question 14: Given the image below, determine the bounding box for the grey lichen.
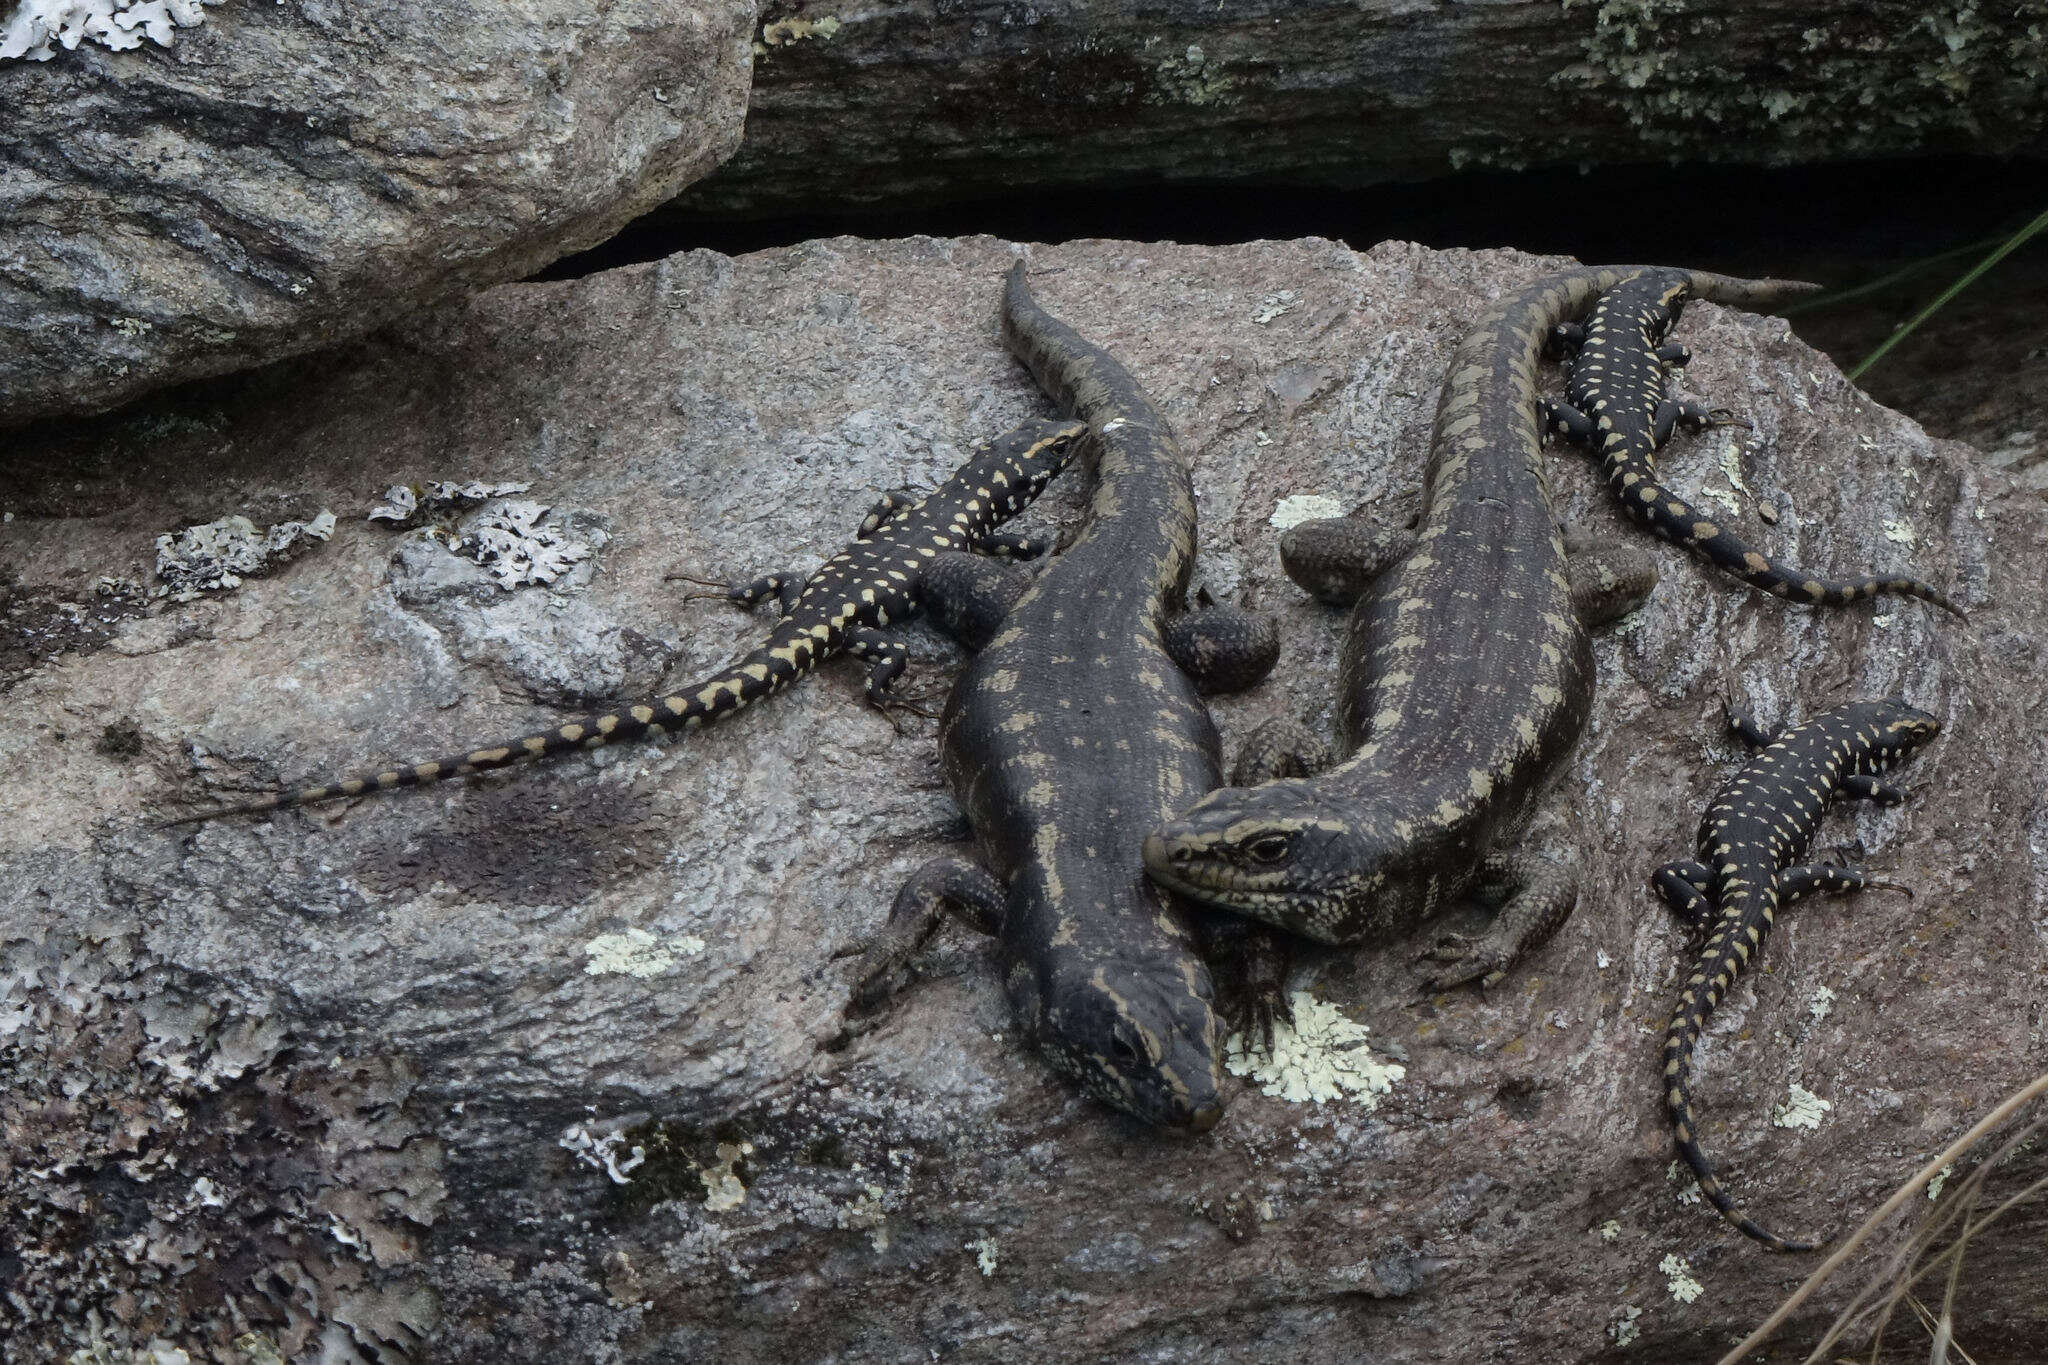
[153,512,337,602]
[1554,0,2048,161]
[0,931,445,1361]
[442,500,603,592]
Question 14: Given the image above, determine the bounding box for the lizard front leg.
[850,856,1007,1013]
[1419,851,1578,992]
[857,492,917,538]
[1230,718,1335,785]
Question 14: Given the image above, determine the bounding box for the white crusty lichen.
[559,1122,648,1185]
[1224,991,1405,1106]
[1608,1304,1643,1347]
[1268,493,1346,530]
[446,499,599,591]
[367,480,535,527]
[1809,985,1837,1021]
[1658,1252,1703,1304]
[153,511,336,602]
[1928,1162,1954,1201]
[2,0,216,61]
[1773,1083,1832,1130]
[581,927,706,979]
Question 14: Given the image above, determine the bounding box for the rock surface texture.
[677,1,2048,218]
[0,0,754,427]
[2,238,2043,1361]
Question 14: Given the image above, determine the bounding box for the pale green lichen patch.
[1598,1218,1622,1241]
[1224,992,1405,1106]
[1809,985,1836,1021]
[701,1141,754,1211]
[581,927,707,978]
[967,1235,999,1276]
[1609,1304,1643,1346]
[758,14,840,48]
[1773,1082,1832,1129]
[1147,43,1238,107]
[1253,290,1299,325]
[1883,516,1918,546]
[1718,442,1749,495]
[1929,1162,1955,1200]
[1269,493,1345,530]
[1554,0,2047,162]
[1658,1252,1704,1303]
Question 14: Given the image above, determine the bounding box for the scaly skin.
[856,263,1278,1132]
[163,418,1087,824]
[1143,265,1813,987]
[1652,696,1940,1251]
[1542,268,1962,615]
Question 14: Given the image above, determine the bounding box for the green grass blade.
[1848,206,2048,381]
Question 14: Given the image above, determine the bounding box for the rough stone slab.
[2,237,2043,1361]
[0,0,755,427]
[674,0,2048,218]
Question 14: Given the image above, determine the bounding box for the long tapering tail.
[1605,461,1964,617]
[1663,927,1828,1253]
[161,619,832,825]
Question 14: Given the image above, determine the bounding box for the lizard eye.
[1107,1028,1145,1068]
[1243,833,1293,864]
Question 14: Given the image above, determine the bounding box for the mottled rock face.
[675,1,2048,218]
[0,0,754,427]
[3,239,2044,1361]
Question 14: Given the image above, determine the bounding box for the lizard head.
[1008,945,1224,1135]
[973,416,1091,516]
[1142,778,1397,945]
[1640,273,1693,339]
[1867,695,1942,755]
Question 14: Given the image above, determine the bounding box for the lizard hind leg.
[1418,852,1578,992]
[1564,536,1658,627]
[848,856,1007,1014]
[1278,517,1414,607]
[1164,601,1280,695]
[1651,860,1717,935]
[919,549,1034,653]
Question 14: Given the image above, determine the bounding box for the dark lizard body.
[1542,269,1963,615]
[164,418,1086,823]
[1144,266,1812,987]
[856,263,1278,1132]
[1652,696,1939,1251]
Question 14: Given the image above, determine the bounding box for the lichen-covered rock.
[674,0,2048,218]
[0,0,754,427]
[2,238,2043,1361]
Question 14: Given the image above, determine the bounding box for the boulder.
[674,1,2048,219]
[2,237,2041,1361]
[0,0,755,428]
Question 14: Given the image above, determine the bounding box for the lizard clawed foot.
[1415,934,1510,994]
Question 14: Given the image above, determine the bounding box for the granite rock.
[1,237,2042,1361]
[0,0,754,427]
